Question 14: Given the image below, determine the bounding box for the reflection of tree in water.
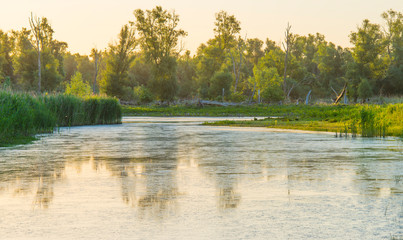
[96,158,180,217]
[192,132,244,210]
[33,176,55,209]
[0,154,67,209]
[354,153,402,197]
[92,123,181,218]
[218,187,241,209]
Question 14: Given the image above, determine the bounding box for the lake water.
[0,117,402,239]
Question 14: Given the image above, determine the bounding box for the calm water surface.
[0,117,402,239]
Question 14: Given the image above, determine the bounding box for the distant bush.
[65,72,92,98]
[133,86,153,104]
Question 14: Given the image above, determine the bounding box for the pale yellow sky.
[1,0,402,55]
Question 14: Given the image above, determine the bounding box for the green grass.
[202,104,403,138]
[1,91,122,147]
[42,94,122,126]
[123,103,402,137]
[122,104,359,118]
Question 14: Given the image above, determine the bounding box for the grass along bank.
[202,104,403,138]
[0,91,121,147]
[122,104,357,117]
[123,103,402,137]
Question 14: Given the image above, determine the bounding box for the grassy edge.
[0,135,38,147]
[122,104,402,138]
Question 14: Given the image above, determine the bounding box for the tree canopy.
[0,8,402,103]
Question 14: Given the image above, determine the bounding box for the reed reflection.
[0,148,67,209]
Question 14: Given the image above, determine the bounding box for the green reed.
[1,91,122,146]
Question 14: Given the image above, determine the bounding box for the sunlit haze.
[1,0,402,55]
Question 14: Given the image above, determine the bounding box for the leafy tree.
[63,52,78,83]
[195,39,223,98]
[214,11,241,51]
[101,23,136,100]
[358,78,373,100]
[382,9,403,95]
[29,13,42,92]
[349,19,388,100]
[90,48,102,94]
[249,61,283,102]
[38,17,68,77]
[0,31,14,84]
[76,54,95,84]
[177,50,196,99]
[314,42,345,94]
[12,28,37,90]
[40,48,63,91]
[229,37,247,93]
[245,38,265,99]
[264,38,279,54]
[194,11,243,99]
[282,23,293,95]
[134,6,187,101]
[65,71,91,97]
[150,56,178,101]
[246,38,264,66]
[133,85,153,104]
[128,53,152,87]
[210,71,233,99]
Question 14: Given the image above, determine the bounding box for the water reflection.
[0,118,402,239]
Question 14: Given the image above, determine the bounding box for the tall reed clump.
[1,91,122,146]
[41,94,122,126]
[0,91,56,145]
[357,104,402,137]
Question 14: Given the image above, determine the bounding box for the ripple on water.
[0,117,402,239]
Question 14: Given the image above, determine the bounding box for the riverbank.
[203,104,403,138]
[0,91,121,147]
[123,104,403,137]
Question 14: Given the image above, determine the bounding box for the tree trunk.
[282,23,292,96]
[30,13,42,93]
[250,82,256,102]
[231,53,238,93]
[305,90,312,105]
[37,39,41,93]
[334,83,347,104]
[93,54,98,94]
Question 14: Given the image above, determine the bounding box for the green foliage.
[209,71,233,99]
[195,39,224,98]
[1,10,403,104]
[134,6,186,102]
[0,91,122,146]
[250,62,284,102]
[0,31,14,84]
[65,72,91,97]
[349,19,389,99]
[228,91,247,102]
[214,11,241,50]
[129,55,152,87]
[134,6,187,65]
[196,103,402,137]
[358,78,373,100]
[133,85,153,104]
[177,52,197,99]
[150,56,178,102]
[42,94,121,126]
[101,24,136,100]
[0,91,55,146]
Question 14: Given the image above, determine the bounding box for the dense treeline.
[0,91,121,146]
[0,7,402,103]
